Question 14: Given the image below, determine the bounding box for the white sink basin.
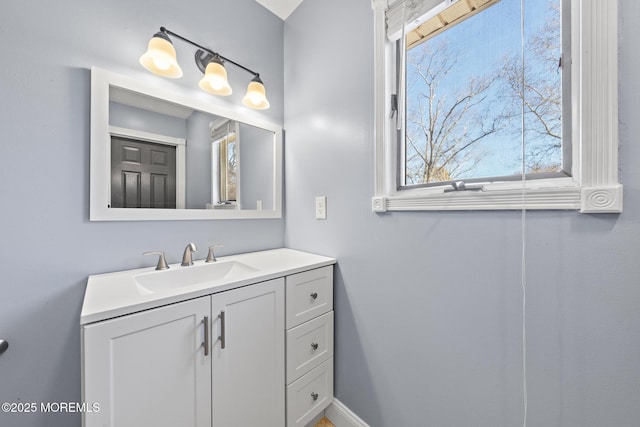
[135,261,259,294]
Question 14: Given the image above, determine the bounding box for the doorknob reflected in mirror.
[0,339,8,356]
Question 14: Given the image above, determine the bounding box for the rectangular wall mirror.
[90,67,282,220]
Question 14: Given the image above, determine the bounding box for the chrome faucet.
[181,243,198,266]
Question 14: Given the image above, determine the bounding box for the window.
[372,0,622,213]
[402,0,566,187]
[210,119,239,207]
[217,133,238,203]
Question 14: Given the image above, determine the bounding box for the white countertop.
[81,248,335,325]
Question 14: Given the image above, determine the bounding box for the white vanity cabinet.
[80,248,335,427]
[82,278,284,427]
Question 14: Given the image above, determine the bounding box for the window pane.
[403,0,562,186]
[226,140,237,201]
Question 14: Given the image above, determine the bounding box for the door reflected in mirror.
[90,67,282,221]
[109,90,275,211]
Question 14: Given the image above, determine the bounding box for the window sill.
[372,182,623,212]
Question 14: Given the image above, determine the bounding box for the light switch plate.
[315,196,327,219]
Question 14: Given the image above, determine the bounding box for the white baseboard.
[324,399,370,427]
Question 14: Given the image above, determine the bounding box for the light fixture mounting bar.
[159,27,260,77]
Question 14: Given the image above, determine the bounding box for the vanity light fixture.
[139,27,270,110]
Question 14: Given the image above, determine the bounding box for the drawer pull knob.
[311,392,319,401]
[311,342,319,351]
[310,292,318,300]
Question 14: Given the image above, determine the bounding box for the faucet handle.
[206,244,224,263]
[143,251,170,270]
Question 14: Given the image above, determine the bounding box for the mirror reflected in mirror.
[90,67,282,221]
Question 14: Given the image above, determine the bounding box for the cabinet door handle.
[311,392,319,401]
[218,310,226,349]
[310,292,318,300]
[311,342,319,351]
[203,316,209,356]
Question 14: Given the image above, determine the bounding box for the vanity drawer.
[286,311,334,383]
[286,266,333,329]
[286,358,334,427]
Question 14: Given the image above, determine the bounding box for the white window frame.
[210,119,241,208]
[371,0,622,213]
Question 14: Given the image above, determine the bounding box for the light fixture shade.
[242,76,270,110]
[198,60,232,96]
[139,32,183,78]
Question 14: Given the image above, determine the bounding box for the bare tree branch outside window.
[404,0,562,185]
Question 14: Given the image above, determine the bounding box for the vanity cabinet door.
[82,296,212,427]
[210,278,285,427]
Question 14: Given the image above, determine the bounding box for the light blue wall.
[284,1,640,426]
[110,102,188,138]
[186,111,214,208]
[239,124,275,210]
[0,1,283,426]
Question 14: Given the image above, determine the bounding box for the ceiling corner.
[255,0,304,20]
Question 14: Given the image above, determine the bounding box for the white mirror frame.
[90,67,283,221]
